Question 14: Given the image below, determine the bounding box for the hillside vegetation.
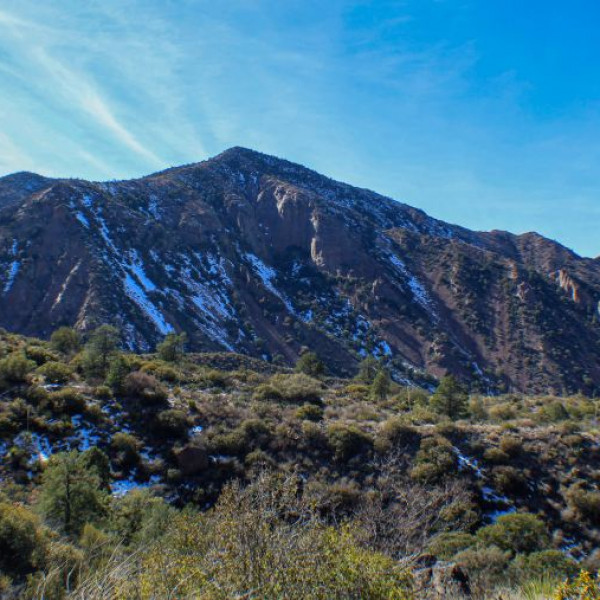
[0,326,599,598]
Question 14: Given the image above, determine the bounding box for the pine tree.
[105,353,130,393]
[295,352,325,377]
[82,325,120,378]
[430,375,469,420]
[157,332,187,362]
[357,356,380,384]
[38,450,108,535]
[370,370,391,402]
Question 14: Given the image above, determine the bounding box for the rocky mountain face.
[1,147,599,393]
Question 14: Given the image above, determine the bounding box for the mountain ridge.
[1,148,599,393]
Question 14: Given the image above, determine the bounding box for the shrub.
[566,485,600,524]
[301,421,328,448]
[476,513,549,555]
[154,410,189,438]
[427,532,476,560]
[491,466,527,496]
[0,501,46,578]
[199,369,229,388]
[554,571,600,599]
[50,388,86,414]
[499,435,522,457]
[374,419,420,454]
[410,436,457,483]
[370,370,391,402]
[253,384,284,402]
[94,385,112,400]
[105,354,130,393]
[326,424,372,462]
[0,353,36,383]
[267,373,323,404]
[25,345,56,366]
[483,447,510,464]
[38,361,73,384]
[356,356,380,383]
[50,327,81,355]
[488,403,517,421]
[38,450,108,535]
[111,432,142,469]
[124,371,168,406]
[511,549,578,581]
[539,401,570,422]
[453,545,511,595]
[295,403,324,422]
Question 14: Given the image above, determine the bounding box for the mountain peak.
[1,151,599,394]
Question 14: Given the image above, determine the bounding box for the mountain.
[1,147,599,393]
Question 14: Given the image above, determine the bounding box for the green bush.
[476,513,549,555]
[374,419,420,454]
[0,501,47,578]
[410,436,457,483]
[156,332,187,363]
[429,375,468,420]
[124,371,168,406]
[111,432,142,469]
[483,447,510,464]
[499,435,523,457]
[50,327,81,355]
[267,373,323,404]
[154,410,189,438]
[0,353,36,383]
[539,401,570,422]
[491,466,527,496]
[511,549,578,581]
[37,360,73,384]
[253,384,284,402]
[50,388,86,414]
[488,403,517,421]
[566,485,600,524]
[25,345,56,366]
[427,532,476,560]
[326,424,372,462]
[295,403,324,422]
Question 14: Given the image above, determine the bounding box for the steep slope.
[1,147,599,392]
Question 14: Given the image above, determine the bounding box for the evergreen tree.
[157,332,187,362]
[38,450,108,535]
[105,353,130,393]
[357,356,380,383]
[430,375,469,420]
[295,352,325,377]
[82,325,120,378]
[370,370,391,402]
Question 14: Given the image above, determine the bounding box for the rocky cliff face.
[1,147,599,393]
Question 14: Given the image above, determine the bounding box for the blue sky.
[0,1,599,257]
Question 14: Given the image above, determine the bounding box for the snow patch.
[387,253,438,320]
[3,260,20,293]
[123,273,174,335]
[75,212,90,228]
[52,259,82,310]
[126,250,157,292]
[245,253,295,313]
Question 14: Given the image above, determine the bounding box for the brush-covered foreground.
[1,326,600,599]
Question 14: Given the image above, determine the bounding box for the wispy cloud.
[0,1,598,256]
